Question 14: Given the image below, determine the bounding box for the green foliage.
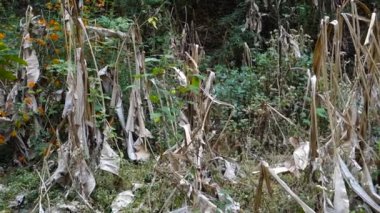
[212,6,256,65]
[0,41,26,80]
[96,16,133,32]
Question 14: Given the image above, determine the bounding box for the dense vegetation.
[0,0,380,212]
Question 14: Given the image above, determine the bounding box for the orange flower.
[49,19,57,25]
[27,81,36,89]
[0,134,5,144]
[49,33,59,41]
[0,110,6,117]
[38,18,46,26]
[0,33,5,39]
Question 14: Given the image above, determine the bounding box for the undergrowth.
[0,0,379,212]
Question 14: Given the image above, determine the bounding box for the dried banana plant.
[309,1,380,211]
[46,0,98,205]
[254,1,380,212]
[154,41,237,211]
[124,25,153,161]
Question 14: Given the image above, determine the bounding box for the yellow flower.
[52,58,61,64]
[22,113,30,122]
[10,130,17,137]
[0,33,5,40]
[46,2,53,10]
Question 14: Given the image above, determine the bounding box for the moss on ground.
[0,157,323,212]
[0,168,39,210]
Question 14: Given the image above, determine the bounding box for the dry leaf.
[99,141,120,175]
[73,159,96,199]
[134,138,150,161]
[224,160,238,182]
[111,190,135,213]
[338,156,380,212]
[173,67,188,87]
[293,141,310,170]
[24,49,40,85]
[333,159,349,213]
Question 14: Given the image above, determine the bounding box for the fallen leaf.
[111,190,134,213]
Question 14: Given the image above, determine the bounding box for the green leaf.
[0,68,16,80]
[0,42,8,51]
[149,94,160,104]
[145,57,160,63]
[3,55,27,65]
[152,67,165,76]
[316,107,327,119]
[150,112,162,123]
